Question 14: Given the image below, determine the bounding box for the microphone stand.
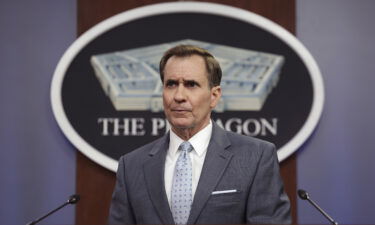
[298,189,338,225]
[26,194,80,225]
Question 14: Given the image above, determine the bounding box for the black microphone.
[26,194,80,225]
[298,189,338,225]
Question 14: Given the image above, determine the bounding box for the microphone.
[26,194,80,225]
[298,189,338,225]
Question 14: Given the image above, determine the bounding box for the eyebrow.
[165,79,177,83]
[165,78,201,84]
[184,80,201,87]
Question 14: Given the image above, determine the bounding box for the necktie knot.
[179,141,193,153]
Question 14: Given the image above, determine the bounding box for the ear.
[210,86,222,108]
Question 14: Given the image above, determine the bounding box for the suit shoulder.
[227,131,275,148]
[225,130,276,154]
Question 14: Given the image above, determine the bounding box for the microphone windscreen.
[297,189,309,200]
[68,194,81,204]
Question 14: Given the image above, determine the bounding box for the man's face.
[162,55,221,137]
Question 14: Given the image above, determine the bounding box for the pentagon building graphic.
[90,39,284,112]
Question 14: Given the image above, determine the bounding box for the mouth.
[171,108,191,113]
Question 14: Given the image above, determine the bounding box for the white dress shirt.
[164,121,212,206]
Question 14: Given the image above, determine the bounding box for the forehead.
[164,55,208,81]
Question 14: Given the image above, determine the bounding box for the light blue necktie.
[171,141,193,225]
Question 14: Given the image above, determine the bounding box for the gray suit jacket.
[108,122,291,224]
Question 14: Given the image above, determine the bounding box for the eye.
[165,80,177,88]
[185,80,199,88]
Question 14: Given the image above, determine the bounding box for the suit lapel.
[187,123,233,224]
[143,135,175,225]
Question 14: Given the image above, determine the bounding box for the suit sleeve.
[246,143,292,224]
[108,156,136,225]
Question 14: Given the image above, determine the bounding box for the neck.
[172,128,195,141]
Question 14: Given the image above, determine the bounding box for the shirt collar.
[169,120,213,157]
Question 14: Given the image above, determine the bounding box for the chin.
[169,119,193,130]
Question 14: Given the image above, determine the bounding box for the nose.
[174,83,186,103]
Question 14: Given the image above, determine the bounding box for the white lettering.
[224,118,242,134]
[243,119,261,136]
[215,118,224,129]
[131,118,145,136]
[261,118,277,135]
[113,118,130,136]
[151,118,166,136]
[98,118,110,136]
[98,117,277,137]
[214,117,278,136]
[97,118,145,136]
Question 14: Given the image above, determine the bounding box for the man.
[108,45,291,224]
